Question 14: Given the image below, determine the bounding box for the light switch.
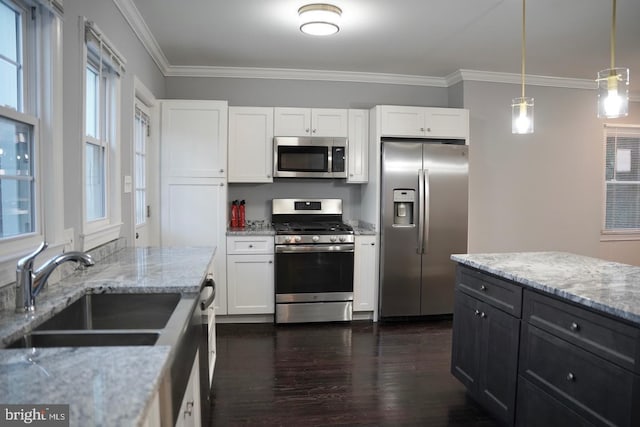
[124,175,132,193]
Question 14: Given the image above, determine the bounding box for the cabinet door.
[451,291,481,392]
[478,302,520,426]
[228,107,274,183]
[161,100,227,178]
[347,109,369,183]
[311,108,348,137]
[227,254,275,315]
[274,107,311,136]
[176,351,201,427]
[424,108,469,139]
[353,235,376,311]
[379,105,425,137]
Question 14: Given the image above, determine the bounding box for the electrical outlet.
[64,228,74,251]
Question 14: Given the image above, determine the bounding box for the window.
[0,0,37,241]
[134,104,149,226]
[82,19,125,249]
[603,125,640,234]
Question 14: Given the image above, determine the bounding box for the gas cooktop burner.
[274,222,354,234]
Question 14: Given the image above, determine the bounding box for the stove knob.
[312,235,320,242]
[330,236,337,242]
[284,236,292,243]
[338,236,346,242]
[294,236,302,243]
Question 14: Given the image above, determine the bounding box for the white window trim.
[600,123,640,242]
[0,1,65,288]
[79,17,124,251]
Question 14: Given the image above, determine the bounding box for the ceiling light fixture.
[512,0,533,134]
[298,3,342,36]
[597,0,629,119]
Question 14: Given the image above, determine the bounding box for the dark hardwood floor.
[208,319,498,426]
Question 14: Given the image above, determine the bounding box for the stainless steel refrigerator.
[379,139,468,318]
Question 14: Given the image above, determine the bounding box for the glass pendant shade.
[512,97,534,134]
[597,67,629,118]
[299,4,341,36]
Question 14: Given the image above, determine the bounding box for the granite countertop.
[451,251,640,326]
[0,246,215,426]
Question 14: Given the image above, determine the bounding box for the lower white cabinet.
[226,236,275,315]
[175,351,201,427]
[353,235,377,312]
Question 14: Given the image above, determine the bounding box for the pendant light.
[512,0,533,134]
[597,0,629,118]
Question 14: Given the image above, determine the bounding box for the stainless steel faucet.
[15,242,95,313]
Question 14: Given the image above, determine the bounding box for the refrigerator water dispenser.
[393,189,415,226]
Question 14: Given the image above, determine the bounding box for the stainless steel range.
[272,198,354,323]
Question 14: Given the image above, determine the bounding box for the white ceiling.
[128,0,640,90]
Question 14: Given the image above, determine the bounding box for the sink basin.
[6,331,159,348]
[36,293,181,331]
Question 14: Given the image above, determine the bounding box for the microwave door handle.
[417,169,425,254]
[328,146,333,173]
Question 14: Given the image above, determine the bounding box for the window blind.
[33,0,63,17]
[604,125,640,232]
[84,19,126,75]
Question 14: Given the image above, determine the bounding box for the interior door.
[420,143,468,315]
[133,102,150,246]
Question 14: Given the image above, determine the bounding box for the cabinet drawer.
[523,290,640,373]
[456,266,522,317]
[520,323,640,427]
[226,236,274,254]
[516,377,594,427]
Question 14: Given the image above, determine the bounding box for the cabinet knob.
[220,182,224,187]
[474,309,481,316]
[305,128,310,133]
[220,168,224,173]
[312,129,317,133]
[570,322,580,332]
[370,242,375,246]
[480,285,487,291]
[426,127,431,132]
[248,244,253,248]
[350,173,354,177]
[420,127,425,132]
[268,260,273,264]
[566,372,576,382]
[267,174,271,178]
[480,312,487,318]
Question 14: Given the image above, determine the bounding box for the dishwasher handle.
[200,275,216,311]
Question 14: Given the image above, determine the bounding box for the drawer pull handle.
[249,244,253,248]
[570,322,580,332]
[480,285,487,291]
[566,372,576,382]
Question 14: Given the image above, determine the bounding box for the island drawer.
[519,323,640,427]
[226,236,274,255]
[516,377,594,427]
[523,290,640,373]
[456,266,522,317]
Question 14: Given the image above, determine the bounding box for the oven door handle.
[275,244,354,253]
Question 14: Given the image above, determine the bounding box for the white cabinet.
[140,390,161,427]
[347,109,369,183]
[160,100,228,315]
[380,105,469,139]
[274,107,347,137]
[226,236,275,315]
[175,350,201,427]
[353,235,377,312]
[228,107,274,183]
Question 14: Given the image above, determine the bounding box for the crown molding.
[164,65,449,86]
[112,0,170,75]
[447,69,597,90]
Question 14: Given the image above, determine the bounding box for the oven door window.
[277,146,328,172]
[275,251,354,294]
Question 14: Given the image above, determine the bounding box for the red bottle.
[239,200,246,228]
[231,200,239,228]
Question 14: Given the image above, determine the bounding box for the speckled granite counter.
[227,226,275,236]
[0,246,215,426]
[451,251,640,326]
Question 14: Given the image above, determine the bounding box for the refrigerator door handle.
[423,169,430,254]
[417,169,425,254]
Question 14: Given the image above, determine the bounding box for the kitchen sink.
[6,331,160,348]
[35,293,182,331]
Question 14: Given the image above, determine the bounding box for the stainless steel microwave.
[273,136,348,178]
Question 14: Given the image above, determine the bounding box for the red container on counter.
[239,200,246,228]
[231,200,239,228]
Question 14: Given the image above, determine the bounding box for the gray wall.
[63,0,165,248]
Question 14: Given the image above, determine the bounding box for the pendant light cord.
[611,0,616,70]
[521,0,526,99]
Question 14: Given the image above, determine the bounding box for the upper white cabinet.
[228,107,274,183]
[347,109,369,183]
[274,107,348,137]
[380,105,469,139]
[161,100,228,178]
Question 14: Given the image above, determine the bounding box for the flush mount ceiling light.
[512,0,533,134]
[597,0,629,119]
[298,3,342,36]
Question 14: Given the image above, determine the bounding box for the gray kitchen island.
[450,252,640,427]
